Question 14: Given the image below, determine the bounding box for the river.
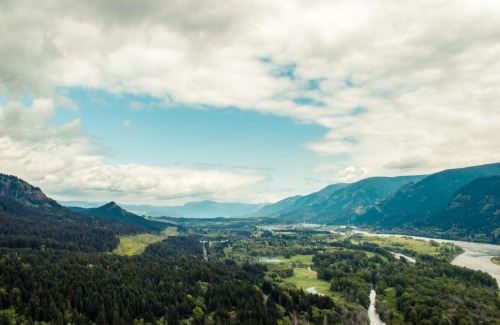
[425,238,500,285]
[366,233,500,286]
[257,227,500,324]
[201,241,208,261]
[360,232,500,325]
[368,289,385,325]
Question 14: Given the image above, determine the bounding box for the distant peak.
[101,201,120,209]
[183,200,216,207]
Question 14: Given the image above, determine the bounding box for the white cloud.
[1,0,500,201]
[0,101,267,204]
[122,120,132,128]
[0,100,102,177]
[330,166,369,184]
[46,164,267,204]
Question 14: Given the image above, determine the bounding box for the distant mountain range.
[255,162,500,243]
[62,200,266,219]
[3,161,500,244]
[256,176,425,224]
[359,163,500,242]
[256,183,348,217]
[362,162,500,227]
[127,200,266,219]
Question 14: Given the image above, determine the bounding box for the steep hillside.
[255,195,303,216]
[262,176,424,224]
[0,174,60,208]
[429,175,500,242]
[364,162,500,227]
[257,183,348,217]
[0,174,142,251]
[318,176,425,222]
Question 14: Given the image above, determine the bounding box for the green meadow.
[113,233,164,256]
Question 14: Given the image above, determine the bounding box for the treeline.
[221,236,320,260]
[328,237,461,263]
[314,250,376,307]
[261,280,369,325]
[0,248,276,324]
[0,246,375,325]
[144,236,204,259]
[376,260,499,325]
[0,235,415,325]
[312,248,500,324]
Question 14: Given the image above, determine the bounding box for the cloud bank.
[0,100,267,203]
[1,0,500,203]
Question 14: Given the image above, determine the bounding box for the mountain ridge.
[259,175,425,224]
[0,174,61,208]
[70,202,168,233]
[363,162,500,228]
[434,175,500,234]
[0,174,143,251]
[123,200,266,219]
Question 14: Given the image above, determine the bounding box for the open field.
[279,254,314,266]
[282,267,346,303]
[283,268,328,293]
[162,226,179,237]
[113,233,163,256]
[380,287,404,318]
[352,235,443,256]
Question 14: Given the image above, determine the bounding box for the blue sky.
[55,88,325,168]
[53,87,329,199]
[1,1,499,205]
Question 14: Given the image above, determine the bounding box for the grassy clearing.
[380,287,404,318]
[282,267,345,302]
[353,235,442,256]
[113,233,163,256]
[162,226,179,237]
[279,254,314,266]
[492,257,500,266]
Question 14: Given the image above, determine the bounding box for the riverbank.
[358,232,500,287]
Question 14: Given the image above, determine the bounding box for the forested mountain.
[254,162,500,242]
[256,183,348,217]
[361,163,500,225]
[260,176,424,224]
[70,202,168,233]
[356,163,500,243]
[0,174,143,251]
[0,174,60,208]
[425,175,500,241]
[436,175,500,227]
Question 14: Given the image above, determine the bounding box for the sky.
[1,0,500,205]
